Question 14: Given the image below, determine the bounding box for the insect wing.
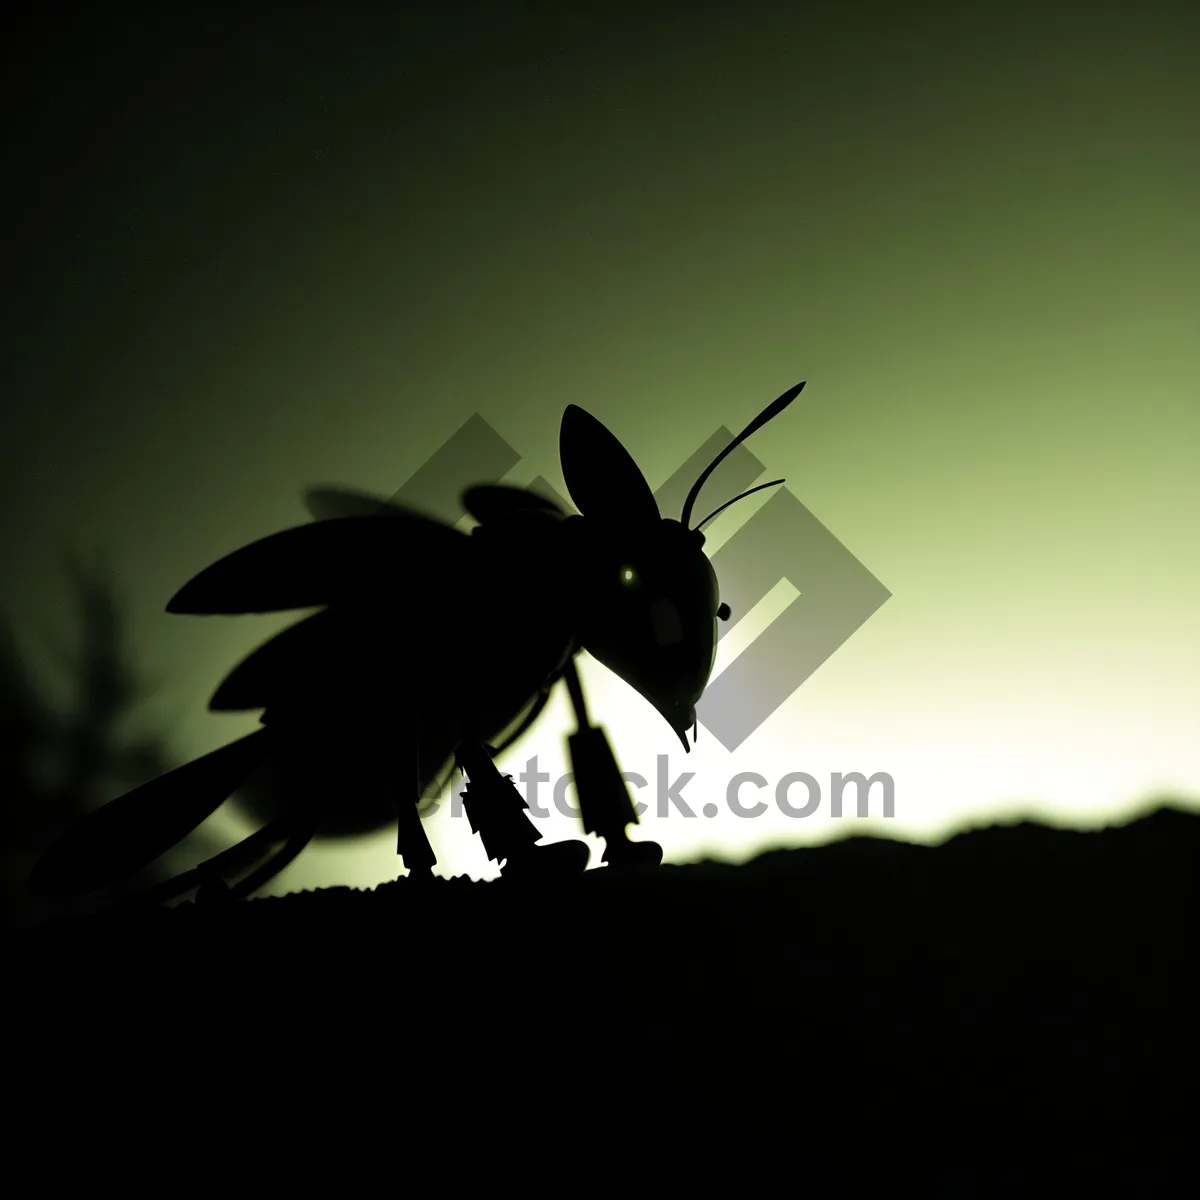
[302,485,411,522]
[461,484,565,525]
[208,609,336,712]
[28,729,269,896]
[167,514,474,615]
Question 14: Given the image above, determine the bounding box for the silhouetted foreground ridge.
[8,803,1199,1192]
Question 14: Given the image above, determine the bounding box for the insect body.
[28,382,803,905]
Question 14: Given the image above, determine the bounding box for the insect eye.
[717,602,731,621]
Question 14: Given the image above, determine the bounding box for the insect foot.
[500,838,591,881]
[567,725,662,871]
[601,835,663,871]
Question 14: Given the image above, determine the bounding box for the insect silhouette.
[28,381,804,905]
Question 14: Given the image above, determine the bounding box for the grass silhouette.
[0,548,223,931]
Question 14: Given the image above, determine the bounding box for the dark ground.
[6,801,1199,1194]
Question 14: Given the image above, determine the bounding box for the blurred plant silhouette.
[0,548,218,933]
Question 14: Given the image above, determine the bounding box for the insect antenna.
[693,478,786,531]
[680,380,805,530]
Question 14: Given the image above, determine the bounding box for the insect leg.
[128,814,302,908]
[457,740,588,879]
[489,686,552,756]
[221,804,322,901]
[379,725,437,883]
[561,659,662,870]
[132,729,329,907]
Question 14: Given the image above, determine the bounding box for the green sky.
[3,1,1197,895]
